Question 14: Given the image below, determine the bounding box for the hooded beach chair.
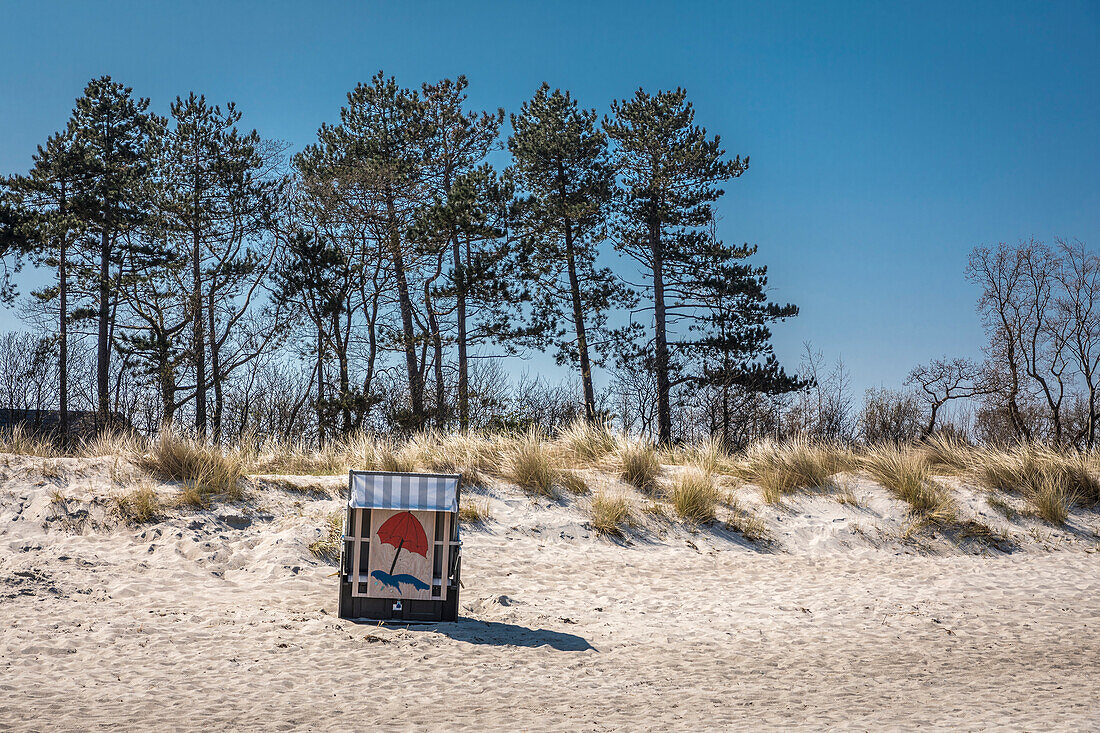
[338,470,461,622]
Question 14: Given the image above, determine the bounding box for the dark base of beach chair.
[338,581,460,623]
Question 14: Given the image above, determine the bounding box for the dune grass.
[1026,474,1072,524]
[724,495,771,543]
[616,437,660,493]
[458,497,492,524]
[144,432,245,507]
[917,432,977,475]
[252,438,347,476]
[558,469,590,495]
[833,482,862,507]
[0,425,56,457]
[968,443,1091,524]
[115,484,161,525]
[556,419,618,465]
[590,491,631,536]
[735,439,850,503]
[79,430,147,459]
[506,431,558,498]
[10,421,1100,533]
[860,444,956,521]
[666,435,730,474]
[669,468,721,524]
[308,510,344,562]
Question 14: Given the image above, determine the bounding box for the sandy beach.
[1,454,1098,731]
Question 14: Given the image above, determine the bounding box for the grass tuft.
[680,435,729,474]
[617,437,660,493]
[308,510,344,562]
[506,431,558,497]
[145,432,245,506]
[590,491,631,536]
[834,482,862,507]
[115,484,161,525]
[669,468,720,524]
[555,419,618,465]
[918,433,976,475]
[986,493,1019,520]
[860,444,956,521]
[0,426,55,457]
[558,470,590,495]
[724,495,771,543]
[735,439,850,502]
[458,497,492,524]
[1027,474,1072,524]
[80,430,146,459]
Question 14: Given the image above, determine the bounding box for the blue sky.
[2,1,1097,396]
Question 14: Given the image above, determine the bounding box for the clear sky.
[2,1,1097,396]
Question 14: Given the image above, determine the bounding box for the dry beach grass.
[1,424,1099,729]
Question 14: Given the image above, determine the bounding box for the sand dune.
[1,454,1097,731]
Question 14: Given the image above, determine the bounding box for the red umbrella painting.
[370,511,431,593]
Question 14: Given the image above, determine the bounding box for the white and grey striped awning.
[348,471,459,513]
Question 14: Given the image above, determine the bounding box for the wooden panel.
[365,509,436,600]
[434,513,449,602]
[350,508,365,597]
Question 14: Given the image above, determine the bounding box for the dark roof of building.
[0,409,130,438]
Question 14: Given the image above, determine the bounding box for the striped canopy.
[349,470,459,513]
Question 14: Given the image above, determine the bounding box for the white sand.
[1,454,1098,731]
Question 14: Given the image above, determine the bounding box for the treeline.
[3,77,1092,450]
[0,74,802,446]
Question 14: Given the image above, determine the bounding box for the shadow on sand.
[424,619,596,651]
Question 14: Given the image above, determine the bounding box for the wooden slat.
[351,508,365,598]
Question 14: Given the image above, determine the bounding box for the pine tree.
[114,231,191,429]
[605,88,801,443]
[157,92,280,438]
[300,73,434,429]
[274,227,366,438]
[2,131,86,440]
[410,164,531,426]
[419,77,503,430]
[67,76,159,425]
[508,84,629,422]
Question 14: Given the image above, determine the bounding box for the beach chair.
[338,470,461,622]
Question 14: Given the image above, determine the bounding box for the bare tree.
[906,357,993,436]
[1052,238,1100,446]
[968,243,1033,441]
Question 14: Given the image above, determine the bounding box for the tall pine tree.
[605,88,801,443]
[419,77,503,430]
[300,73,433,428]
[67,76,159,425]
[2,131,86,440]
[157,92,280,438]
[509,84,629,422]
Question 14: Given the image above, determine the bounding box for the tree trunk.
[334,309,351,435]
[207,294,223,441]
[649,204,672,444]
[452,232,469,431]
[999,322,1030,441]
[58,196,68,444]
[926,402,941,437]
[1087,378,1097,449]
[192,219,207,438]
[563,218,596,422]
[385,192,424,426]
[424,270,446,428]
[96,228,111,426]
[315,320,326,445]
[159,335,175,431]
